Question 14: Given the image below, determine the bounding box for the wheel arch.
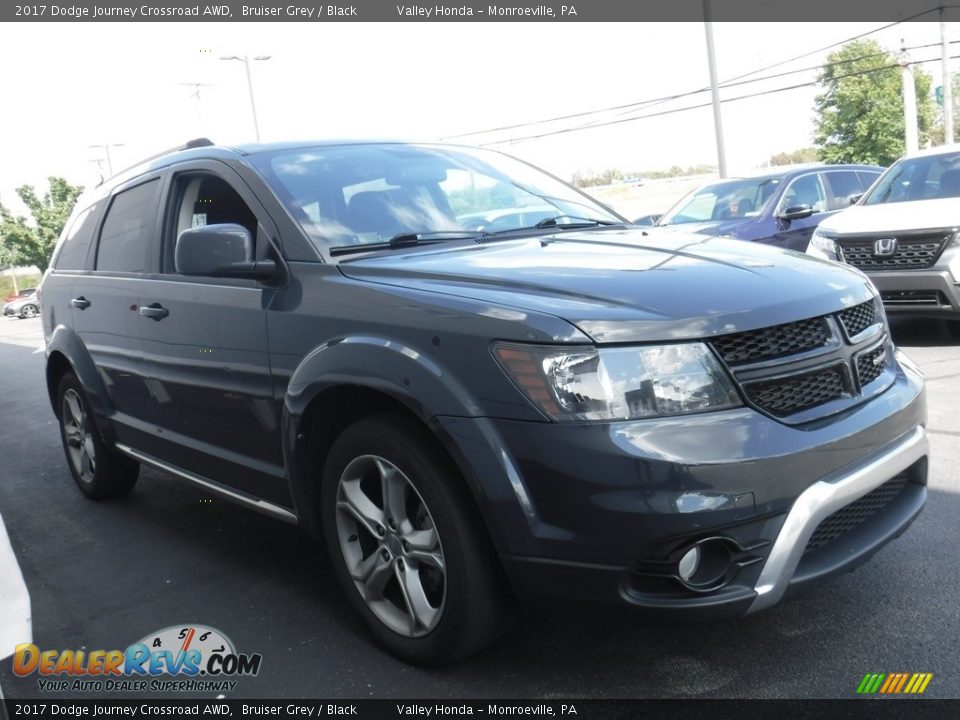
[282,336,494,542]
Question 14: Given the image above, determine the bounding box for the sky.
[0,20,951,215]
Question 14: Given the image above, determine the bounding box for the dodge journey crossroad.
[39,140,929,663]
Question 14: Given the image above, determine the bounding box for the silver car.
[2,289,40,319]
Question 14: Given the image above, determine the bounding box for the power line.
[443,9,943,142]
[480,54,957,146]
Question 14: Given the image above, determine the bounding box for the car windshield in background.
[863,152,960,205]
[251,143,622,252]
[658,176,782,225]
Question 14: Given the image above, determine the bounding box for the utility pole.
[942,11,954,144]
[900,41,919,155]
[181,82,213,130]
[702,0,727,178]
[88,143,124,176]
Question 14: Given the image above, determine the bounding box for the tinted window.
[53,201,102,270]
[777,174,826,213]
[96,180,160,272]
[857,171,881,193]
[824,171,863,211]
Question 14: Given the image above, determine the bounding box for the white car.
[808,144,960,336]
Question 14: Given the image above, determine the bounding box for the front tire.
[321,412,513,664]
[57,373,139,499]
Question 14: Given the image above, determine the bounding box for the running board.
[115,444,298,524]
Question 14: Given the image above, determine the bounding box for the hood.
[337,229,876,344]
[655,217,755,238]
[819,198,960,234]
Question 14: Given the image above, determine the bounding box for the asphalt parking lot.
[0,313,958,700]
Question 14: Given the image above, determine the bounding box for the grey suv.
[40,140,928,664]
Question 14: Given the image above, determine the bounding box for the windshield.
[250,143,622,252]
[658,176,782,225]
[863,151,960,205]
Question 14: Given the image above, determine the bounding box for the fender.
[45,323,119,445]
[282,334,486,534]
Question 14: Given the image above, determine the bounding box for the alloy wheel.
[62,389,96,484]
[334,455,446,637]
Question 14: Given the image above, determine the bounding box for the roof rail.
[96,138,215,186]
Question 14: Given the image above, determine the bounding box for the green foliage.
[0,178,83,273]
[447,181,518,215]
[769,147,821,166]
[814,40,935,167]
[571,164,715,188]
[0,273,42,299]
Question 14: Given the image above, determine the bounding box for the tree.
[813,40,935,166]
[769,147,820,166]
[0,177,83,273]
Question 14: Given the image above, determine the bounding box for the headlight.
[493,342,742,421]
[808,229,840,260]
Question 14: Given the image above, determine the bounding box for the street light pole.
[942,10,954,144]
[900,41,919,155]
[702,0,727,178]
[221,54,271,141]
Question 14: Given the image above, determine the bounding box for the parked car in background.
[3,289,40,319]
[808,145,960,336]
[654,164,883,252]
[632,213,662,226]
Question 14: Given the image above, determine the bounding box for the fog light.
[678,546,701,582]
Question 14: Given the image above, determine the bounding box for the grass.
[1,274,42,299]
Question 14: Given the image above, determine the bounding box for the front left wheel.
[321,412,513,664]
[57,373,139,499]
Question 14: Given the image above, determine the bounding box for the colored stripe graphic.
[857,673,932,694]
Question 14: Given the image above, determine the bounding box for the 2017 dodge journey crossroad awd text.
[39,139,928,663]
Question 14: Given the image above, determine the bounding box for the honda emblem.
[873,238,898,256]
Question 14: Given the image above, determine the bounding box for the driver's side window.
[166,173,259,273]
[777,174,826,215]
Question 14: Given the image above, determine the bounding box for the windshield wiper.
[534,215,620,229]
[329,230,485,257]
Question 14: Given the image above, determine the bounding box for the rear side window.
[52,201,102,270]
[824,171,863,211]
[96,179,160,272]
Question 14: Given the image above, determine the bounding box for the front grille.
[712,317,829,364]
[838,234,948,271]
[838,300,877,337]
[880,289,949,307]
[804,474,910,553]
[856,345,886,387]
[744,367,846,416]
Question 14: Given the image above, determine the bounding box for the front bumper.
[869,268,960,319]
[434,358,927,620]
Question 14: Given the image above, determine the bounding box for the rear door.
[70,176,162,447]
[135,161,288,506]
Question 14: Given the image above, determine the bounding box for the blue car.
[653,164,883,252]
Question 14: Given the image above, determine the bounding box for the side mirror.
[175,224,276,280]
[849,193,864,205]
[777,204,814,221]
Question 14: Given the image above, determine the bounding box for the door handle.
[70,297,91,310]
[139,303,169,321]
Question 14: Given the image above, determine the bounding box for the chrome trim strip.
[114,443,298,524]
[748,425,927,613]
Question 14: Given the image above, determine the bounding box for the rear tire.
[57,373,139,499]
[20,304,38,319]
[321,412,513,664]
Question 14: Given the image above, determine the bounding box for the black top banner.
[3,0,960,23]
